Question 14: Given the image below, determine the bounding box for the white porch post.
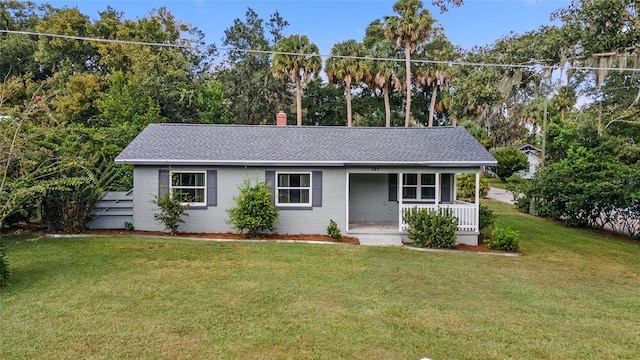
[435,172,441,209]
[475,172,480,233]
[453,173,458,202]
[398,172,403,231]
[345,172,350,232]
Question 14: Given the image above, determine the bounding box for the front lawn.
[1,201,639,359]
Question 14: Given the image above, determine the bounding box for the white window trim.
[275,171,312,207]
[402,173,436,201]
[170,171,207,206]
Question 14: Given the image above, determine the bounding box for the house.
[515,144,541,179]
[104,120,496,245]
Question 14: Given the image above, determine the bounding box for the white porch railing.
[400,201,478,232]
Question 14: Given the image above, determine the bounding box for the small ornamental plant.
[326,219,341,241]
[486,227,520,251]
[227,178,279,238]
[151,192,189,235]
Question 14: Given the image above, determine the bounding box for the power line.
[3,29,640,73]
[0,29,187,48]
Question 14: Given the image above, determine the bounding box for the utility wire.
[0,29,187,48]
[3,29,640,73]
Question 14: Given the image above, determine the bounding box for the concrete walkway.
[486,187,515,204]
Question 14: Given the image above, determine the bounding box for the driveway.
[487,187,515,204]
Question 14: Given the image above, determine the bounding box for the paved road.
[486,187,515,204]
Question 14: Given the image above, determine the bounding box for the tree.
[414,33,455,127]
[384,0,437,127]
[325,40,371,127]
[272,34,322,126]
[491,146,527,181]
[365,19,405,127]
[217,8,291,124]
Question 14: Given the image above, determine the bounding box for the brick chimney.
[276,111,287,126]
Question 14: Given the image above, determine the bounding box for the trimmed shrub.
[0,239,9,287]
[486,227,520,251]
[456,173,490,200]
[326,219,341,241]
[403,208,458,249]
[227,178,279,238]
[151,192,189,235]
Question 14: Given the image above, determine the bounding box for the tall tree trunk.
[346,76,352,127]
[428,85,437,127]
[384,85,391,127]
[296,76,302,126]
[404,45,412,127]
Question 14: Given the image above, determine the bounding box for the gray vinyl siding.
[349,173,398,222]
[132,165,346,234]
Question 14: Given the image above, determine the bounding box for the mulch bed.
[81,229,361,244]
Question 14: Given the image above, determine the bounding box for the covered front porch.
[346,169,482,246]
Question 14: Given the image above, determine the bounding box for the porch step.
[353,234,403,246]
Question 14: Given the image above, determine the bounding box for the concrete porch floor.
[347,222,404,246]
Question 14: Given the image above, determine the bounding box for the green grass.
[1,202,639,359]
[487,177,508,190]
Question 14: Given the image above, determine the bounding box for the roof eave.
[115,158,497,167]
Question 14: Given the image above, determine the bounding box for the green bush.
[403,208,458,249]
[456,173,490,200]
[326,219,341,241]
[505,175,532,211]
[151,192,189,235]
[41,185,100,233]
[491,146,528,181]
[479,204,496,231]
[227,178,279,238]
[124,222,135,231]
[0,239,9,287]
[486,227,520,251]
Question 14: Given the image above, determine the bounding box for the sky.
[33,0,573,57]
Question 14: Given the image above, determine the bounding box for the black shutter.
[312,171,322,207]
[207,170,217,206]
[265,170,276,204]
[441,174,452,203]
[388,174,398,202]
[158,169,170,197]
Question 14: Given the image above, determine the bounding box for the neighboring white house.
[97,123,497,246]
[515,144,541,179]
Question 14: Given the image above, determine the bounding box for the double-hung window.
[402,173,436,201]
[171,171,206,206]
[276,172,311,206]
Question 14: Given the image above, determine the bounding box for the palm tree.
[384,0,436,127]
[414,33,455,127]
[325,40,371,127]
[272,34,322,126]
[368,40,404,127]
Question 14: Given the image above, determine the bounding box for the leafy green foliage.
[151,192,189,235]
[227,178,279,238]
[124,222,134,231]
[403,207,458,248]
[0,238,9,287]
[492,147,528,181]
[326,219,342,241]
[456,173,489,200]
[486,227,520,252]
[217,8,291,124]
[479,204,495,231]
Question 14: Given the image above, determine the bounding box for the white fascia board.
[114,158,497,167]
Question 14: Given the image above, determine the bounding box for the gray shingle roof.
[115,124,496,167]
